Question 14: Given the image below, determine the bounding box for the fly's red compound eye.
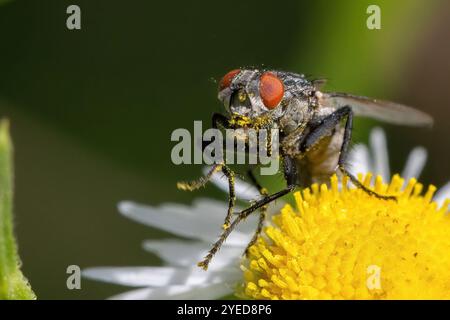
[259,72,284,109]
[219,69,241,91]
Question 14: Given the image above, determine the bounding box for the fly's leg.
[242,127,275,251]
[178,112,238,227]
[243,156,297,255]
[177,162,236,228]
[266,129,272,157]
[177,163,221,191]
[211,112,230,130]
[221,165,236,230]
[244,168,269,256]
[197,185,295,270]
[198,157,298,270]
[177,111,233,192]
[197,207,249,270]
[336,108,396,200]
[300,106,396,200]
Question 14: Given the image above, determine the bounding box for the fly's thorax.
[277,97,311,135]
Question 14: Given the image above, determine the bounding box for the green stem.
[0,119,36,300]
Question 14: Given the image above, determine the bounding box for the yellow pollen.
[240,173,450,300]
[229,114,252,127]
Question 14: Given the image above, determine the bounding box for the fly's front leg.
[176,163,220,190]
[177,113,230,191]
[210,113,239,228]
[212,112,230,130]
[244,168,269,256]
[242,156,297,255]
[177,162,236,227]
[237,156,297,254]
[266,129,272,157]
[300,106,396,200]
[221,165,236,230]
[198,157,298,270]
[198,183,296,270]
[178,112,238,227]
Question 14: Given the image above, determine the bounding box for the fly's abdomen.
[296,126,344,187]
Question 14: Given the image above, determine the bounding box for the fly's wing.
[320,92,433,127]
[311,78,327,90]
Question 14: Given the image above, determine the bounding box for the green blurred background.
[0,0,449,299]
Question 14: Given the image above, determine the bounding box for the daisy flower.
[83,127,449,299]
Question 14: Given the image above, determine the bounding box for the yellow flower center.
[241,173,450,300]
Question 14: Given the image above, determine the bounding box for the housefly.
[178,68,433,270]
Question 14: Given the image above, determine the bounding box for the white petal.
[434,182,450,208]
[204,166,260,201]
[348,144,371,176]
[118,199,256,245]
[142,239,243,270]
[109,283,233,300]
[401,146,427,181]
[82,266,240,287]
[369,127,390,181]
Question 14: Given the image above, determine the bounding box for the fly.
[177,68,433,270]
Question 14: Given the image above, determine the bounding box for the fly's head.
[217,69,316,135]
